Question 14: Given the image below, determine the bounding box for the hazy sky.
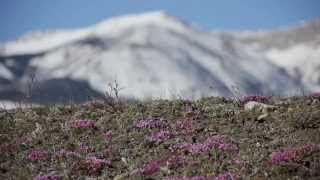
[1,0,320,42]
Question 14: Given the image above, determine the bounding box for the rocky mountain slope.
[0,11,319,104]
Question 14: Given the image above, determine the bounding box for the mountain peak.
[98,11,175,24]
[93,11,188,32]
[0,11,189,56]
[131,10,172,19]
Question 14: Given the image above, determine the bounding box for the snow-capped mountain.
[0,11,318,103]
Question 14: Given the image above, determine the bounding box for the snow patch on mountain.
[266,44,320,91]
[1,30,90,55]
[0,64,13,80]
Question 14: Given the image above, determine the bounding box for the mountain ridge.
[0,12,319,103]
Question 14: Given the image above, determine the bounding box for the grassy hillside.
[1,95,320,179]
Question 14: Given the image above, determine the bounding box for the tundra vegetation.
[0,94,320,179]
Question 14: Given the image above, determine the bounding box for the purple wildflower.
[70,119,96,128]
[55,149,80,158]
[178,143,211,154]
[104,130,113,140]
[271,150,297,164]
[299,144,319,154]
[33,175,60,180]
[164,176,207,180]
[271,144,319,164]
[191,176,207,180]
[140,160,162,175]
[205,136,238,152]
[84,156,111,175]
[78,144,95,153]
[215,171,237,180]
[27,149,48,161]
[175,119,195,134]
[171,135,237,154]
[232,158,243,165]
[135,118,165,129]
[166,155,185,168]
[149,130,175,142]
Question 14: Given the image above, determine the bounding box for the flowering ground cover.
[0,96,320,179]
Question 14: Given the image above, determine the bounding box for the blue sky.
[1,0,320,42]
